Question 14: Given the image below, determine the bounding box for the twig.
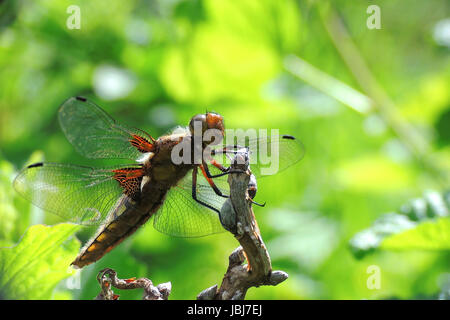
[95,268,171,300]
[198,153,288,300]
[94,152,287,300]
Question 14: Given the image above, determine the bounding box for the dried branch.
[94,152,287,300]
[198,153,288,300]
[95,268,171,300]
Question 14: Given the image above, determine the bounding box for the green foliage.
[382,217,450,251]
[350,190,450,258]
[0,224,80,299]
[0,0,449,300]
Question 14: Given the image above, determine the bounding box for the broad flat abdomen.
[71,186,167,268]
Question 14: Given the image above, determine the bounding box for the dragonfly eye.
[189,114,207,135]
[206,112,224,134]
[189,112,224,139]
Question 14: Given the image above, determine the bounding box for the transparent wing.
[152,169,227,237]
[58,96,154,160]
[210,135,305,178]
[13,162,141,226]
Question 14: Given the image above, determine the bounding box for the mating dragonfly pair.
[13,97,305,268]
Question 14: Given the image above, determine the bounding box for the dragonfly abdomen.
[71,184,168,268]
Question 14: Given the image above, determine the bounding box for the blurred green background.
[0,0,449,300]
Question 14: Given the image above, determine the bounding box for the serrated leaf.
[0,224,80,299]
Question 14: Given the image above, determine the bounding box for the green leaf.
[381,218,450,250]
[0,223,80,299]
[349,190,450,258]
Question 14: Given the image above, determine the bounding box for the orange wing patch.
[112,167,145,199]
[129,134,155,153]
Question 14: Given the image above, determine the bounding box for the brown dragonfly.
[13,96,304,268]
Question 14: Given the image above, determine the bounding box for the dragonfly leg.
[250,199,266,207]
[191,166,221,215]
[209,146,250,175]
[201,161,246,179]
[209,146,243,169]
[199,162,229,198]
[209,158,228,173]
[210,145,247,157]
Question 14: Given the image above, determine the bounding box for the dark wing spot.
[75,96,87,102]
[27,162,44,168]
[281,135,295,140]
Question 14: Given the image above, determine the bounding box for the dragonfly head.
[189,112,225,144]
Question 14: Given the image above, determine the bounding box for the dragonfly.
[13,96,305,268]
